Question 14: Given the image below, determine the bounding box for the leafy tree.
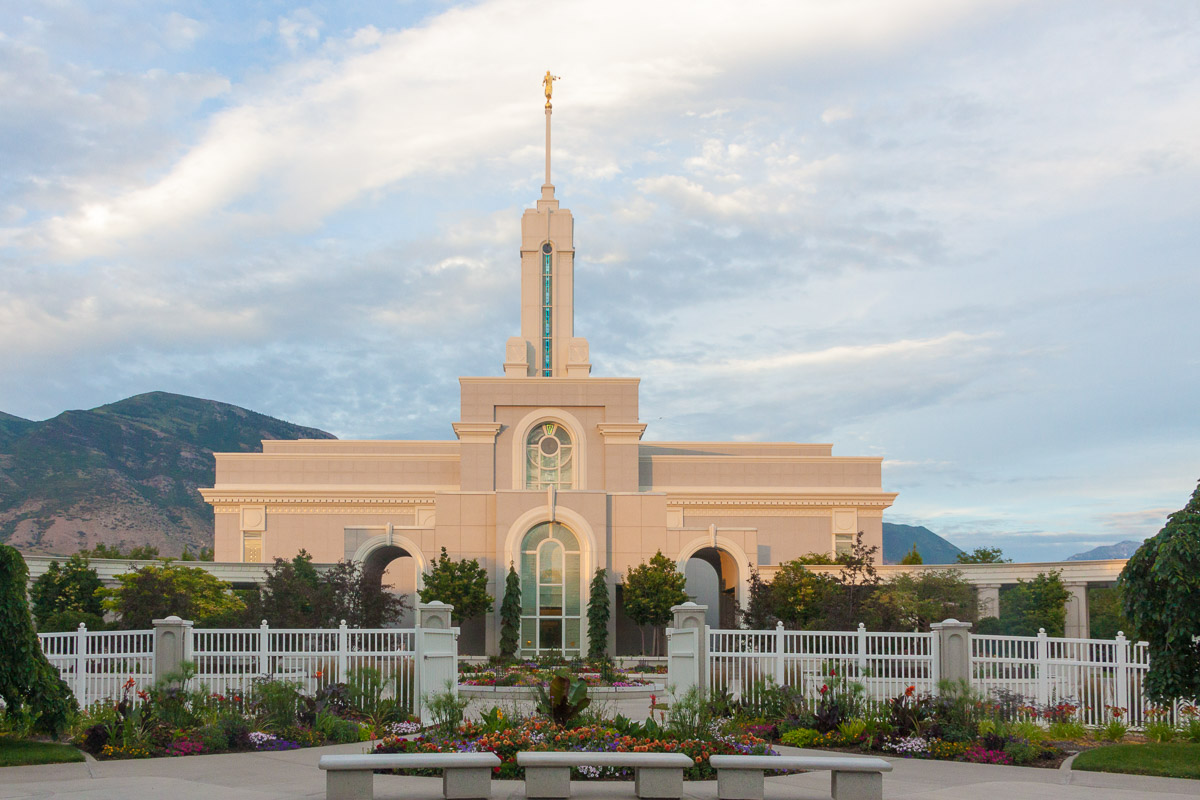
[180,546,215,561]
[418,547,494,622]
[899,544,924,565]
[79,544,160,560]
[955,547,1011,564]
[1088,586,1131,641]
[245,550,324,627]
[101,562,245,628]
[995,571,1070,636]
[830,532,881,629]
[742,566,778,629]
[1120,482,1200,703]
[869,570,976,631]
[622,551,688,655]
[500,563,521,660]
[586,567,609,660]
[0,545,77,735]
[320,560,407,628]
[30,554,105,631]
[770,559,840,630]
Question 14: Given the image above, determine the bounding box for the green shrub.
[252,679,302,732]
[1144,719,1176,743]
[1099,718,1127,742]
[194,723,228,753]
[780,727,822,747]
[216,714,252,750]
[425,683,470,735]
[1047,720,1088,740]
[1003,737,1040,764]
[1010,720,1046,744]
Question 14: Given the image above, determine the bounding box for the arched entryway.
[353,534,427,630]
[518,522,583,656]
[683,547,740,629]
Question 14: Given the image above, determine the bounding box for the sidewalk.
[1,742,1196,799]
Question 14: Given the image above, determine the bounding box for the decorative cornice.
[649,491,898,509]
[596,423,647,443]
[640,454,883,463]
[452,422,503,444]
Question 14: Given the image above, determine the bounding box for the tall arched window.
[525,422,574,490]
[519,522,581,655]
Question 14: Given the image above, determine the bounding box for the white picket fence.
[40,622,418,713]
[708,623,939,706]
[38,627,156,708]
[701,624,1186,729]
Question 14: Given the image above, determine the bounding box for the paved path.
[1,743,1196,799]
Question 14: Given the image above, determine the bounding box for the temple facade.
[201,86,896,655]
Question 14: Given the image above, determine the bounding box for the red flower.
[820,684,828,695]
[905,685,915,697]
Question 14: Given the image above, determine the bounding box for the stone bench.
[708,754,893,800]
[318,752,500,800]
[516,751,694,799]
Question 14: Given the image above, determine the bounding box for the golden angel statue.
[543,71,561,107]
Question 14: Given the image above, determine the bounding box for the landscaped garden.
[458,656,661,688]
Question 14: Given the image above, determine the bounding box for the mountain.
[1066,540,1144,561]
[881,522,964,564]
[0,392,334,556]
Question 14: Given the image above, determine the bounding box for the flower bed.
[458,662,654,688]
[374,718,776,780]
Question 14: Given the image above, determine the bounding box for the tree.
[771,559,840,630]
[622,551,688,655]
[30,554,105,632]
[80,544,160,560]
[246,550,324,627]
[831,532,881,629]
[899,544,924,565]
[955,547,1011,564]
[418,547,494,622]
[1120,481,1200,703]
[1088,587,1131,641]
[869,570,976,631]
[320,560,407,628]
[180,546,215,561]
[0,545,77,735]
[742,566,778,629]
[500,563,521,660]
[586,567,609,660]
[994,571,1070,636]
[101,563,245,629]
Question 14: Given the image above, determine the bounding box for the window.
[243,534,262,563]
[520,522,581,655]
[541,242,553,376]
[525,421,574,490]
[834,533,853,558]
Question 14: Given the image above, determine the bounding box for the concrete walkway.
[1,742,1196,799]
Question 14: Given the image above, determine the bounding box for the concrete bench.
[708,754,893,800]
[516,751,694,799]
[318,752,500,800]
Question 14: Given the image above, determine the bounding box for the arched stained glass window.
[519,522,581,656]
[525,422,574,490]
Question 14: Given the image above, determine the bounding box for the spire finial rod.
[542,71,560,188]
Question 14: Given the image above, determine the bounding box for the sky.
[2,1,1198,562]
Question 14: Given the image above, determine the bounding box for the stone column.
[666,602,708,699]
[1064,582,1090,639]
[976,583,1001,619]
[153,615,194,685]
[930,618,972,687]
[415,602,458,723]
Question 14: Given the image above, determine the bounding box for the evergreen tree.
[899,544,924,565]
[622,552,688,655]
[500,563,521,660]
[0,545,77,736]
[418,547,494,622]
[955,547,1010,564]
[586,567,609,660]
[1120,481,1200,703]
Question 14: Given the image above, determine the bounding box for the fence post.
[1036,628,1049,706]
[856,622,868,675]
[1114,631,1129,715]
[930,618,972,690]
[153,615,194,686]
[259,619,270,678]
[337,619,349,683]
[774,621,786,686]
[666,602,707,701]
[74,622,88,708]
[414,601,457,723]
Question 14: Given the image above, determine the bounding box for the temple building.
[201,79,897,655]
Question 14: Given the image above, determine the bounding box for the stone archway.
[353,534,427,629]
[683,547,740,629]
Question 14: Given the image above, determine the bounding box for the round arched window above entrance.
[519,522,581,656]
[525,422,574,490]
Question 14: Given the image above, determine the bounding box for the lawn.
[1073,743,1200,780]
[0,739,86,767]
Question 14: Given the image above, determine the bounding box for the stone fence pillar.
[414,601,459,723]
[1064,583,1090,639]
[976,583,1001,619]
[666,602,708,701]
[930,618,972,688]
[153,615,194,685]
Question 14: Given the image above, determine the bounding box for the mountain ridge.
[0,391,334,556]
[881,522,963,564]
